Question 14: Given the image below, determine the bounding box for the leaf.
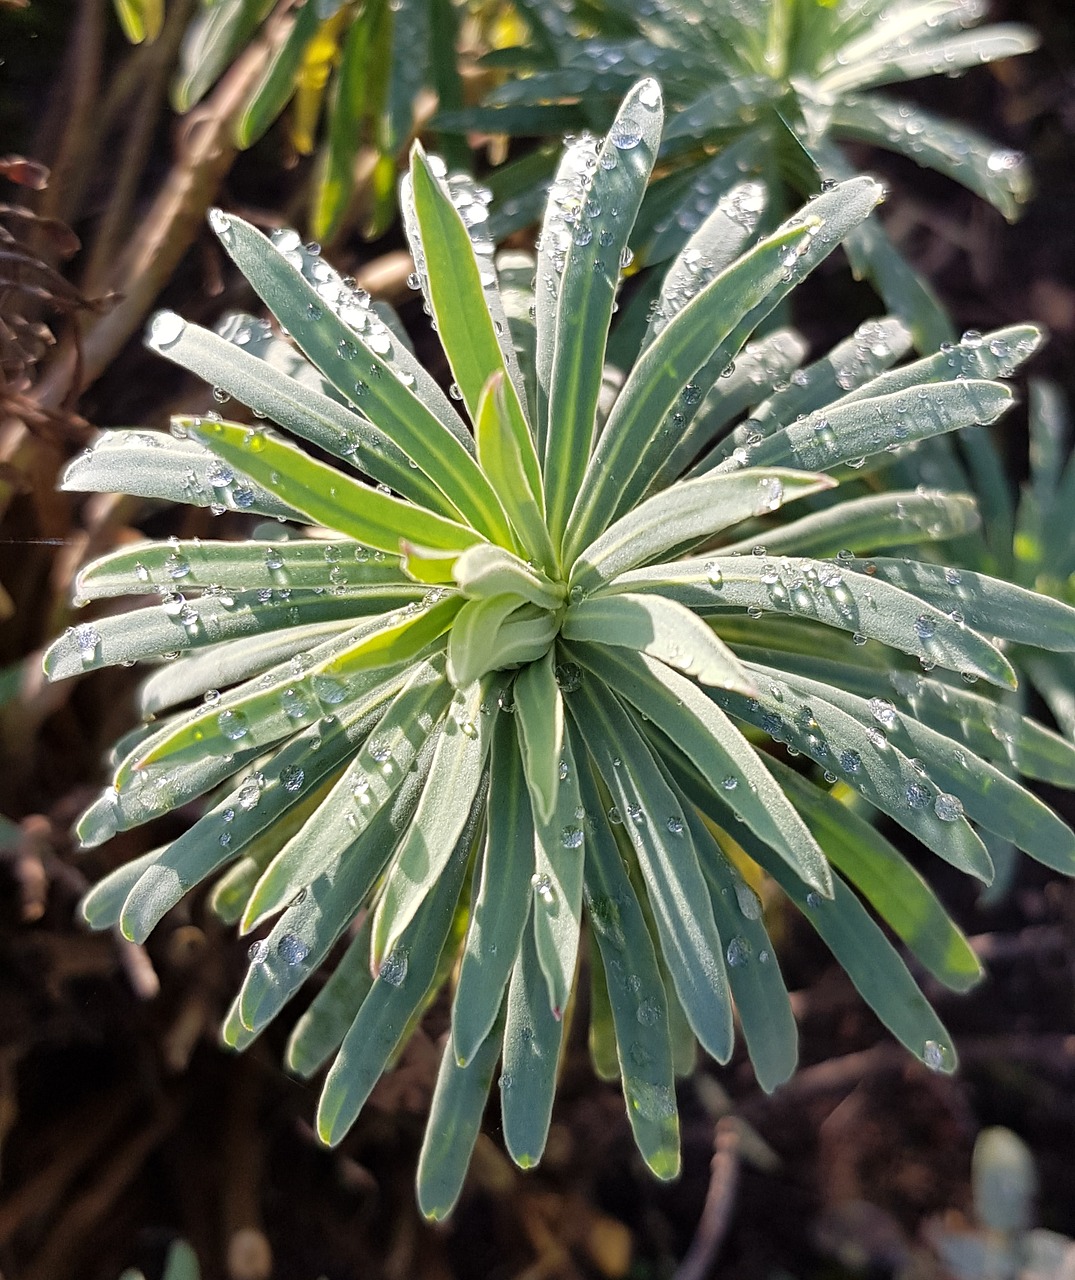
[113,0,163,43]
[241,659,451,930]
[370,679,497,965]
[500,916,565,1168]
[417,1005,505,1220]
[145,316,453,516]
[569,678,735,1063]
[713,803,958,1073]
[173,0,266,113]
[452,714,534,1065]
[115,720,352,944]
[562,593,756,692]
[542,80,663,550]
[832,94,1031,221]
[286,914,376,1078]
[452,542,564,609]
[74,538,408,601]
[61,429,300,522]
[138,624,354,717]
[839,558,1075,654]
[43,586,418,682]
[768,665,1075,874]
[764,756,983,991]
[570,469,833,592]
[316,792,480,1146]
[816,24,1039,96]
[447,597,557,687]
[715,669,994,881]
[472,373,555,569]
[565,178,884,558]
[122,601,455,777]
[719,491,980,559]
[526,715,585,1020]
[615,555,1017,688]
[81,847,164,929]
[235,0,319,147]
[574,642,832,896]
[513,649,564,826]
[310,5,376,240]
[679,805,798,1093]
[576,754,680,1177]
[205,214,517,543]
[184,419,482,555]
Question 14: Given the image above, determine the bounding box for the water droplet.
[607,804,622,824]
[148,310,185,349]
[934,792,963,822]
[637,80,661,109]
[558,759,569,781]
[248,939,269,964]
[238,776,263,810]
[734,883,762,920]
[278,932,310,966]
[531,872,555,904]
[914,614,937,641]
[839,749,862,774]
[721,775,738,791]
[72,623,101,660]
[666,816,683,835]
[280,765,304,792]
[805,891,822,909]
[923,1039,950,1071]
[726,936,751,967]
[906,779,931,809]
[217,709,249,741]
[636,998,660,1025]
[554,661,582,693]
[561,825,584,849]
[379,948,408,986]
[609,115,643,149]
[868,697,896,727]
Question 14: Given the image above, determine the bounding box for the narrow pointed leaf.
[577,756,680,1177]
[765,756,982,992]
[452,715,534,1065]
[185,419,483,555]
[570,679,735,1063]
[500,918,565,1169]
[513,649,564,826]
[316,795,479,1146]
[542,79,663,549]
[570,469,833,593]
[614,555,1016,688]
[574,642,832,896]
[418,1006,504,1220]
[562,594,756,692]
[286,915,376,1079]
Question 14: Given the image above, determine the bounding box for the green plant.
[455,0,1037,350]
[46,81,1075,1218]
[112,0,471,239]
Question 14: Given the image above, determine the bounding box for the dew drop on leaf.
[278,933,310,966]
[934,792,964,822]
[217,709,249,741]
[280,765,304,792]
[379,948,409,987]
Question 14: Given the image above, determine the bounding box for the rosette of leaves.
[112,0,469,239]
[454,0,1037,351]
[46,82,1075,1218]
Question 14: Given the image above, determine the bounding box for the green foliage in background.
[47,83,1075,1217]
[453,0,1036,351]
[111,0,470,240]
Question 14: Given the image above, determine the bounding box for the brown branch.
[673,1117,742,1280]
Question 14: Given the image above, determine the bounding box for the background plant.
[42,82,1075,1221]
[110,0,488,240]
[451,0,1037,354]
